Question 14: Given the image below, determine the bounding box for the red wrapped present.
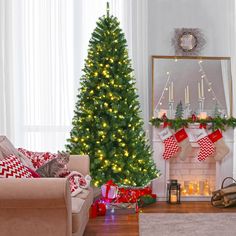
[101,180,118,202]
[97,202,106,216]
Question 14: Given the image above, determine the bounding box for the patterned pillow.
[0,137,35,170]
[18,148,57,169]
[0,155,33,178]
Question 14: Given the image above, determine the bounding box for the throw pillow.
[0,149,4,160]
[18,148,57,169]
[0,155,33,178]
[36,151,69,177]
[0,136,19,158]
[25,166,41,178]
[0,136,35,170]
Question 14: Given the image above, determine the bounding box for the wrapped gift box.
[101,180,118,201]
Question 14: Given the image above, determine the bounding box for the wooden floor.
[84,201,236,236]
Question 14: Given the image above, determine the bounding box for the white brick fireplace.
[151,127,234,201]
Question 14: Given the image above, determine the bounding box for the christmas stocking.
[195,129,215,161]
[208,129,229,161]
[159,127,180,160]
[174,128,192,161]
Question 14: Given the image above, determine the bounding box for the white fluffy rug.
[139,213,236,236]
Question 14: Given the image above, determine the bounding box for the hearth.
[151,127,234,201]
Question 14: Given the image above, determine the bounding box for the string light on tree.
[66,3,159,187]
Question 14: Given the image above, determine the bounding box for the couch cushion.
[0,136,19,159]
[0,137,35,170]
[0,150,4,160]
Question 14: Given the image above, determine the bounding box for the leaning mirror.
[152,56,232,119]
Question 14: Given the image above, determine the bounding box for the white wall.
[147,0,236,181]
[148,0,232,56]
[147,0,234,124]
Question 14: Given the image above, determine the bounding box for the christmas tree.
[66,4,159,187]
[213,102,221,117]
[175,101,184,119]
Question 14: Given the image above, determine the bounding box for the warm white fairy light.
[198,62,223,108]
[154,72,171,112]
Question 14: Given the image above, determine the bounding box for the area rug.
[139,213,236,236]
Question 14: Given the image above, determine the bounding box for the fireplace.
[151,127,234,201]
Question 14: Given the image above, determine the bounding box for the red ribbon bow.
[104,180,117,201]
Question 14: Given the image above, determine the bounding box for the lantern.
[166,179,181,204]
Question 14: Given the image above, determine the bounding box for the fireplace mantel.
[151,127,235,201]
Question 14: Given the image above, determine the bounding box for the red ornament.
[163,121,171,128]
[191,114,197,122]
[161,113,167,121]
[199,123,207,129]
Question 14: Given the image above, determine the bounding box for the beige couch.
[0,155,94,236]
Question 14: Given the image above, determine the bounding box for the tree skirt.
[139,213,236,236]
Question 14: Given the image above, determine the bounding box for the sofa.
[0,155,94,236]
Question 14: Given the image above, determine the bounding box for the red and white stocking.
[175,128,192,161]
[208,129,229,161]
[159,128,180,160]
[195,129,215,161]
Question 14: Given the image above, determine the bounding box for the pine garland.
[150,116,236,131]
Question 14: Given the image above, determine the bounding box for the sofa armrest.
[68,155,90,176]
[0,178,72,236]
[0,178,71,208]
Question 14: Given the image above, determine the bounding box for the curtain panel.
[0,0,149,152]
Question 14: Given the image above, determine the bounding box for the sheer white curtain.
[0,0,148,152]
[0,0,74,152]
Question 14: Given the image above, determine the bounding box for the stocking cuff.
[208,129,222,143]
[159,127,172,141]
[175,128,188,143]
[195,128,207,141]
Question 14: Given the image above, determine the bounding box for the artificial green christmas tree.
[175,101,184,119]
[66,5,159,187]
[213,102,221,118]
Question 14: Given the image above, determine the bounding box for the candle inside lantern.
[170,194,177,203]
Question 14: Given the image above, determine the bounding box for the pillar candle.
[184,88,187,104]
[201,78,204,98]
[198,82,201,99]
[187,85,189,103]
[168,86,171,102]
[171,82,174,100]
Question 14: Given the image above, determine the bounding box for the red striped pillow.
[0,155,33,178]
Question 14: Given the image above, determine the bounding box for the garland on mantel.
[150,115,236,131]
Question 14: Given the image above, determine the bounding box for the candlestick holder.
[184,103,190,118]
[168,101,174,118]
[198,98,204,113]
